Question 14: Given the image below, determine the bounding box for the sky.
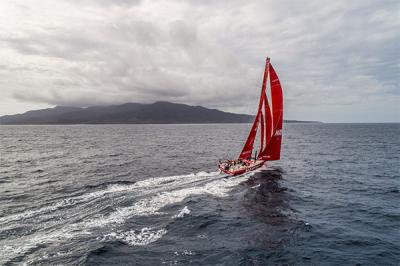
[0,0,399,122]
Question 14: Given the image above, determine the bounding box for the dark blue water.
[0,123,399,265]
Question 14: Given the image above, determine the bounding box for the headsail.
[238,58,270,160]
[239,57,283,161]
[238,111,260,159]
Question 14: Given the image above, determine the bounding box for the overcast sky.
[0,0,399,122]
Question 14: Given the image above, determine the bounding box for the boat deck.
[218,159,265,176]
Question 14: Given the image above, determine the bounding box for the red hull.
[218,160,266,176]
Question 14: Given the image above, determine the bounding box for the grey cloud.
[67,0,142,7]
[0,0,399,121]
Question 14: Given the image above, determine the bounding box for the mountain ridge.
[0,101,321,124]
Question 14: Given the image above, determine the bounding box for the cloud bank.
[0,0,399,121]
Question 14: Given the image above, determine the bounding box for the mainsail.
[261,64,283,160]
[238,57,283,161]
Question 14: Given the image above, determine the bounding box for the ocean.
[0,123,399,265]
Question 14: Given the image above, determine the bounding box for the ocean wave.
[102,227,167,246]
[173,206,191,219]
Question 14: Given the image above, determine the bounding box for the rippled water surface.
[0,123,399,265]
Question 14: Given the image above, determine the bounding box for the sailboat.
[218,57,283,175]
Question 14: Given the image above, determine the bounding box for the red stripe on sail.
[260,111,264,153]
[259,91,273,159]
[264,93,273,146]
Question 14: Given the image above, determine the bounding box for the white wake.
[0,170,256,264]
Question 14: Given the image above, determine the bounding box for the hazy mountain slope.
[0,102,253,124]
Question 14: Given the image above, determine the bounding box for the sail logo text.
[275,129,282,136]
